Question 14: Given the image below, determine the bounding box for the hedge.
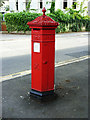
[4,12,42,32]
[47,9,90,33]
[0,13,3,20]
[4,10,90,33]
[0,13,3,31]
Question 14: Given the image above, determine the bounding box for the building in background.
[9,0,52,13]
[0,0,89,15]
[55,0,89,16]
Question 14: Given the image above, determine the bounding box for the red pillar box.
[27,7,59,97]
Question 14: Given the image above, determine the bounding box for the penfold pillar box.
[27,7,59,97]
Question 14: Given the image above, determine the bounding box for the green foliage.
[47,8,90,33]
[0,13,3,21]
[0,13,3,30]
[79,0,88,15]
[72,2,77,9]
[4,6,90,33]
[26,0,31,11]
[30,9,37,11]
[10,10,14,13]
[5,5,9,11]
[82,15,90,31]
[5,12,41,33]
[66,0,88,16]
[50,1,55,13]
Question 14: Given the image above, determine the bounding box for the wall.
[8,0,52,13]
[9,0,16,12]
[1,0,89,15]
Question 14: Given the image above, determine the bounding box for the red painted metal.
[1,21,7,31]
[27,7,59,93]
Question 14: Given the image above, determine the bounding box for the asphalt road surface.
[2,59,88,118]
[0,32,89,76]
[2,45,88,76]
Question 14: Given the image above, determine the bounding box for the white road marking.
[0,55,89,82]
[0,70,31,82]
[55,55,89,67]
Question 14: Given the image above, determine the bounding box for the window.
[73,0,77,9]
[40,0,43,9]
[16,0,18,11]
[63,0,67,9]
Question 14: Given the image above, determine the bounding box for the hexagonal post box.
[27,7,59,97]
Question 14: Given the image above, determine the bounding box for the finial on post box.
[42,7,46,16]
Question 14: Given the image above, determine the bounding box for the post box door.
[42,43,48,91]
[41,42,55,91]
[47,42,55,90]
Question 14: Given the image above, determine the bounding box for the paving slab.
[2,59,88,118]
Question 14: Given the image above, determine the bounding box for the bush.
[5,5,9,11]
[48,9,90,33]
[4,9,90,33]
[50,1,55,13]
[0,13,3,30]
[5,12,41,32]
[82,16,90,31]
[0,13,3,21]
[85,20,90,31]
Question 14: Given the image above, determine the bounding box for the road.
[0,32,89,76]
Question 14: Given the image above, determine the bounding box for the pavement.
[2,59,88,118]
[0,32,89,118]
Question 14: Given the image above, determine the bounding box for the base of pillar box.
[30,89,54,98]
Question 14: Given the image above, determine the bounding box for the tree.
[5,5,9,11]
[79,0,88,16]
[49,0,55,13]
[0,0,5,7]
[26,0,31,11]
[65,0,88,16]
